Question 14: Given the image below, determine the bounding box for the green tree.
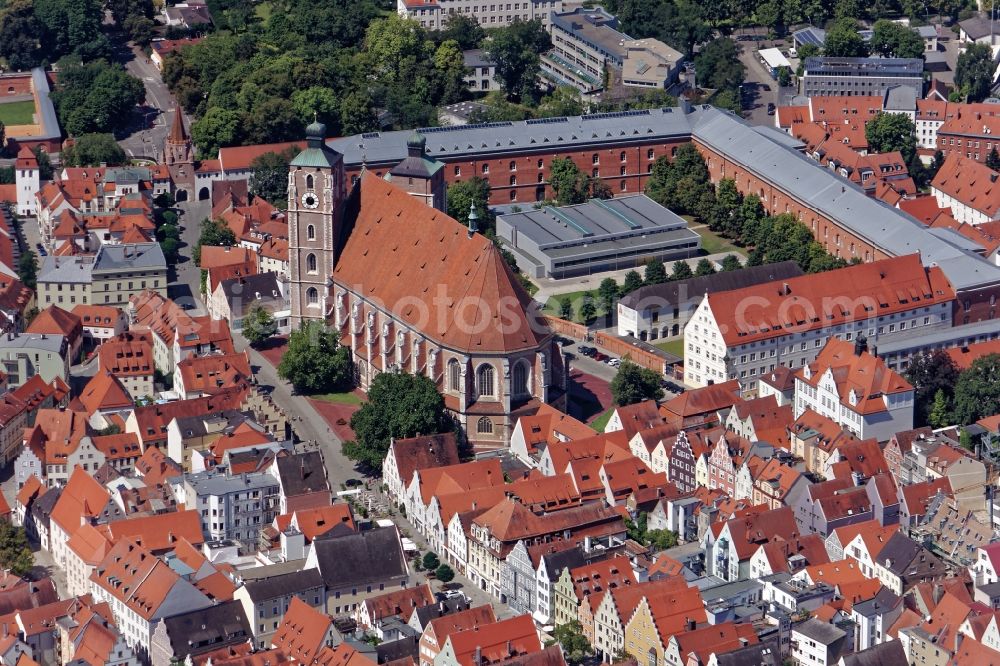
[777,66,791,87]
[956,43,994,102]
[546,621,593,665]
[988,149,1000,172]
[484,18,551,101]
[0,520,33,577]
[447,177,494,234]
[904,351,959,427]
[193,218,237,266]
[123,15,155,47]
[250,147,299,208]
[694,258,716,276]
[597,278,619,315]
[436,13,485,49]
[0,0,43,70]
[242,305,278,347]
[62,133,126,167]
[278,321,354,394]
[693,38,745,91]
[32,147,53,181]
[645,529,679,549]
[610,358,664,406]
[671,261,694,280]
[51,59,145,136]
[795,43,821,77]
[558,296,573,320]
[622,270,644,294]
[191,108,242,158]
[865,111,917,163]
[537,86,585,118]
[952,354,1000,425]
[824,18,868,58]
[422,552,441,570]
[928,388,951,428]
[34,0,107,60]
[578,292,596,322]
[291,86,340,131]
[644,259,667,285]
[344,372,452,469]
[720,255,742,271]
[870,19,925,58]
[435,563,455,583]
[17,250,36,290]
[0,121,5,156]
[340,91,379,135]
[549,157,590,205]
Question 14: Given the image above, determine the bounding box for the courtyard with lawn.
[0,100,35,126]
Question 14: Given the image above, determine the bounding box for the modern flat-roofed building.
[542,7,681,94]
[396,0,562,30]
[801,57,924,99]
[496,194,700,278]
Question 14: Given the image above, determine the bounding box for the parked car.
[593,352,609,362]
[579,346,596,356]
[767,103,776,115]
[607,358,621,367]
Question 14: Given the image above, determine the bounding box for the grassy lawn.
[254,1,273,21]
[654,338,685,358]
[312,391,363,406]
[695,226,743,256]
[543,289,611,322]
[0,100,35,126]
[589,407,614,432]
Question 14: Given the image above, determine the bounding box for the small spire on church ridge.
[467,202,479,238]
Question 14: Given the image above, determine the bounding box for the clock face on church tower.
[301,192,319,209]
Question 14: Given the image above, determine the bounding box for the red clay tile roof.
[51,467,111,534]
[218,141,305,172]
[946,339,1000,370]
[361,583,434,624]
[707,255,954,346]
[798,339,912,416]
[932,152,1000,217]
[25,306,82,340]
[91,538,204,621]
[134,446,183,485]
[130,388,247,446]
[333,174,550,354]
[66,523,112,565]
[661,380,742,422]
[97,510,205,553]
[176,351,252,396]
[97,331,153,378]
[276,504,356,542]
[271,597,334,663]
[198,245,257,271]
[445,614,542,666]
[91,432,141,462]
[514,404,593,458]
[15,474,45,509]
[79,372,133,413]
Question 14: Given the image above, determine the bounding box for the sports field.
[0,100,35,125]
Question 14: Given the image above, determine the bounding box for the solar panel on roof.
[417,121,514,134]
[581,109,651,121]
[526,117,569,125]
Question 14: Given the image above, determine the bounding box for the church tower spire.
[163,107,194,168]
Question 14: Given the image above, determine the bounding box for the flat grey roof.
[500,194,699,262]
[328,107,692,166]
[325,103,1000,292]
[875,317,1000,355]
[93,243,167,272]
[463,49,493,68]
[803,56,924,76]
[793,617,847,644]
[38,255,94,284]
[184,469,280,495]
[31,68,59,141]
[550,7,628,59]
[687,105,1000,290]
[0,333,65,353]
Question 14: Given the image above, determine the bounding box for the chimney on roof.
[474,647,482,666]
[854,333,868,356]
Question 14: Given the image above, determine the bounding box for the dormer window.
[849,389,858,406]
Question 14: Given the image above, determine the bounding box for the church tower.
[15,145,39,217]
[288,120,345,328]
[164,107,194,167]
[386,132,446,212]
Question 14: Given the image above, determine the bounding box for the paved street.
[116,44,177,161]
